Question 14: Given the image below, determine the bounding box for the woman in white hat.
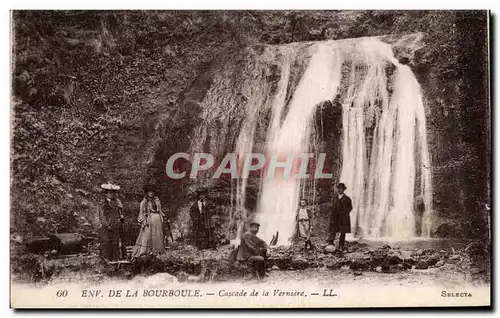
[99,182,126,261]
[131,185,166,258]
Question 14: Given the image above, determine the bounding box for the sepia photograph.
[9,9,491,308]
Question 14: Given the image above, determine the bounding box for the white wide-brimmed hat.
[101,182,121,191]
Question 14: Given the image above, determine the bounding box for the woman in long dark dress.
[99,182,126,261]
[131,185,166,258]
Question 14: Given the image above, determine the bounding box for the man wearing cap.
[99,182,127,261]
[328,183,353,252]
[236,220,268,280]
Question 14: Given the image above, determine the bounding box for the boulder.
[271,265,280,271]
[411,249,424,257]
[403,257,416,266]
[370,251,389,269]
[25,237,51,254]
[423,248,436,255]
[425,254,441,266]
[50,233,85,254]
[326,260,343,270]
[381,264,392,273]
[268,257,292,270]
[291,256,309,270]
[324,245,336,254]
[369,248,402,270]
[391,264,406,272]
[387,251,403,265]
[447,254,462,263]
[415,260,429,270]
[435,260,445,268]
[349,259,370,271]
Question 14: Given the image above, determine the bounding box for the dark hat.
[337,183,347,190]
[143,184,157,194]
[196,188,208,195]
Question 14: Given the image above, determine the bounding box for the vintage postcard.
[10,10,491,308]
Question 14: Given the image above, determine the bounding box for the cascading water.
[256,44,342,244]
[354,63,433,239]
[231,35,432,245]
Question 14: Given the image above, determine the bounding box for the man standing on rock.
[414,195,426,236]
[328,183,352,252]
[236,220,268,280]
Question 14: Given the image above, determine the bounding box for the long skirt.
[100,221,126,261]
[132,213,165,258]
[297,219,311,240]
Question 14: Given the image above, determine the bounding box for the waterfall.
[231,36,432,245]
[256,43,342,244]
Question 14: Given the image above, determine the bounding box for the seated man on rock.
[236,220,268,280]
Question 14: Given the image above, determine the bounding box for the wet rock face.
[11,12,490,246]
[143,34,429,244]
[434,222,463,238]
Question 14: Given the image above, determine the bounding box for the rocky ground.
[11,238,490,289]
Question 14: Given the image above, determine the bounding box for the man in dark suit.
[414,195,426,236]
[190,190,216,249]
[236,220,268,280]
[328,183,353,252]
